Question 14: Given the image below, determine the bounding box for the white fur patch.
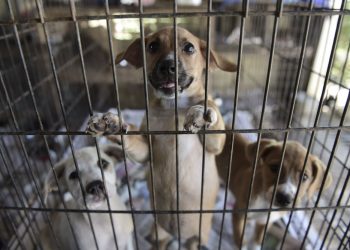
[277,177,297,198]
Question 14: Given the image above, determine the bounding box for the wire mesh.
[0,0,349,249]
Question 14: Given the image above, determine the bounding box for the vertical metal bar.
[137,0,159,249]
[299,1,346,247]
[326,153,350,248]
[66,1,121,249]
[1,210,25,250]
[4,1,70,248]
[278,11,309,127]
[0,146,37,247]
[317,92,350,249]
[1,76,53,249]
[260,133,288,248]
[30,1,101,247]
[0,210,24,250]
[31,3,97,249]
[104,1,140,249]
[172,0,181,247]
[0,140,42,248]
[261,0,315,248]
[337,208,350,249]
[239,1,283,248]
[218,1,248,249]
[281,2,344,249]
[0,67,59,250]
[0,31,36,195]
[316,39,350,246]
[299,15,333,135]
[198,0,212,247]
[0,141,38,248]
[0,210,13,240]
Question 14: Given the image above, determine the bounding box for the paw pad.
[86,112,128,136]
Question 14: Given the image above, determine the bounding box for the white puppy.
[41,145,134,250]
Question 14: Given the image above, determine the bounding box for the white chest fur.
[248,195,284,224]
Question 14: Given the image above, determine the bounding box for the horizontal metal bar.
[0,26,37,41]
[0,204,349,214]
[0,125,349,136]
[0,43,97,117]
[0,9,349,25]
[292,119,350,171]
[259,43,350,91]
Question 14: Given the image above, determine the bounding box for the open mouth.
[149,74,194,98]
[159,82,175,89]
[156,77,193,94]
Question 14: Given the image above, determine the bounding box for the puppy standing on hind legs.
[86,27,237,249]
[216,134,332,250]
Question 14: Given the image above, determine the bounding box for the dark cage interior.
[0,0,349,249]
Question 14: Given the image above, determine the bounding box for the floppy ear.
[115,38,143,68]
[307,156,332,199]
[43,160,67,205]
[245,139,277,164]
[199,40,237,72]
[101,144,124,163]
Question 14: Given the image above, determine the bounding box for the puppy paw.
[86,112,128,136]
[183,105,217,133]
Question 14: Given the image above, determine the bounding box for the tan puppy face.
[44,145,123,209]
[116,27,236,99]
[247,140,332,207]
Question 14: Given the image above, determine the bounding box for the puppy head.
[116,27,236,99]
[246,140,332,207]
[43,145,123,209]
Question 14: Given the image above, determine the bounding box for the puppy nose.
[276,192,292,207]
[86,180,105,195]
[158,59,175,75]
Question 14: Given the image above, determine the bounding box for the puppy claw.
[86,112,128,136]
[86,113,106,136]
[183,105,217,133]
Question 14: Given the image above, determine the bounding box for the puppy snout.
[86,180,105,195]
[157,59,175,76]
[275,192,292,207]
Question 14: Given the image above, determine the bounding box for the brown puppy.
[86,27,236,249]
[216,134,332,250]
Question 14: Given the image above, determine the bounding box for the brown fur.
[87,27,236,249]
[216,134,332,249]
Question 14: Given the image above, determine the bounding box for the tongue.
[162,83,175,88]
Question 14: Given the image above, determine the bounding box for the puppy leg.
[86,112,149,163]
[252,223,265,250]
[233,213,246,250]
[184,216,211,250]
[148,223,177,250]
[183,100,225,155]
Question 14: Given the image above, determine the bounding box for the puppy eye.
[69,171,79,180]
[148,41,159,53]
[99,159,109,169]
[302,173,309,182]
[270,164,280,173]
[183,42,195,54]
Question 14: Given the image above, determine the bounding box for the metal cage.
[0,0,349,249]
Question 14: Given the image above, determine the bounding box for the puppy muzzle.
[86,180,107,202]
[275,192,293,207]
[149,58,194,97]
